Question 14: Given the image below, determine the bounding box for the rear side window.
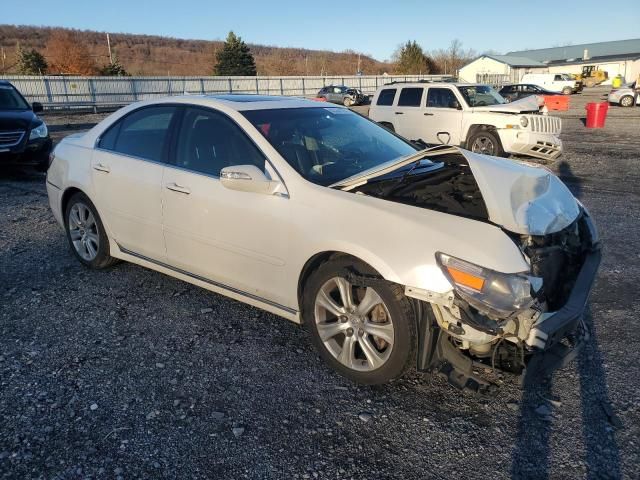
[99,106,177,162]
[397,88,423,107]
[426,88,458,108]
[376,89,397,106]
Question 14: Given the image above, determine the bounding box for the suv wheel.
[468,130,505,157]
[562,87,573,95]
[620,95,635,107]
[343,97,353,107]
[303,256,416,385]
[65,192,117,269]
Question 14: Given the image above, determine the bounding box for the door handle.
[166,182,191,194]
[93,163,110,173]
[394,112,404,115]
[423,113,434,116]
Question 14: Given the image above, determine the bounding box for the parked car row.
[45,93,598,391]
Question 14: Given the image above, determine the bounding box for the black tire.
[584,78,596,88]
[467,129,505,157]
[379,122,395,132]
[343,96,353,107]
[561,87,572,95]
[64,192,118,269]
[620,95,635,107]
[302,255,416,385]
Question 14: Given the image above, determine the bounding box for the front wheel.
[620,95,635,107]
[64,192,117,269]
[303,256,416,384]
[468,130,505,157]
[562,87,573,95]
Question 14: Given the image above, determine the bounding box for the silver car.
[608,82,638,107]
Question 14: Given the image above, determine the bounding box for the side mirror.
[449,100,461,110]
[32,102,43,113]
[220,164,280,195]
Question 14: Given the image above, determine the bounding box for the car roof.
[123,94,342,112]
[378,82,476,89]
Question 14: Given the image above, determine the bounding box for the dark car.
[498,84,560,103]
[0,80,52,171]
[316,85,367,106]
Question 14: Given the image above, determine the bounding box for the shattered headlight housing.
[436,252,540,318]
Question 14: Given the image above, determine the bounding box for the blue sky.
[4,0,638,60]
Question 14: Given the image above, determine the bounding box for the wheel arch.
[463,124,500,149]
[296,251,393,319]
[61,186,85,218]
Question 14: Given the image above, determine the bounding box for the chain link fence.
[2,74,454,111]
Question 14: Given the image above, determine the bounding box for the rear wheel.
[303,256,416,384]
[585,78,596,88]
[620,95,635,107]
[343,96,354,107]
[379,122,395,132]
[64,192,117,269]
[468,129,505,157]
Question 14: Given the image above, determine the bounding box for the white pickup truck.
[369,82,562,161]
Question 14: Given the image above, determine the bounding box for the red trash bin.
[585,102,609,128]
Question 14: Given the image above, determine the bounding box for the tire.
[584,78,596,88]
[467,129,505,157]
[379,122,395,132]
[620,95,635,107]
[561,87,572,95]
[343,96,353,107]
[64,192,117,269]
[302,256,416,385]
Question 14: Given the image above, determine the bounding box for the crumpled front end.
[409,209,600,393]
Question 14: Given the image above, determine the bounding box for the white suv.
[369,82,562,161]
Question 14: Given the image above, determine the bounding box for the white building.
[459,39,640,85]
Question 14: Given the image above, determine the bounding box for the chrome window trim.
[118,244,297,315]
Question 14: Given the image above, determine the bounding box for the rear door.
[369,87,397,126]
[421,87,463,146]
[92,105,179,260]
[392,87,425,141]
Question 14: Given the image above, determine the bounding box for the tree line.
[1,25,477,77]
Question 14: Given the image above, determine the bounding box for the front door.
[91,105,178,260]
[421,87,463,146]
[161,106,292,308]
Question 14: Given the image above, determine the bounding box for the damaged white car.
[46,95,600,391]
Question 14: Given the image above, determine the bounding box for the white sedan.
[46,95,600,391]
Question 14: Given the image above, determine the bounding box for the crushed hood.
[455,149,580,235]
[340,146,580,236]
[472,96,541,113]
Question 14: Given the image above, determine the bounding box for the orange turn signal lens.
[446,266,485,291]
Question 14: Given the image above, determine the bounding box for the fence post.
[131,78,138,101]
[44,77,53,103]
[200,79,205,94]
[279,78,284,96]
[228,78,233,94]
[167,78,172,96]
[256,77,259,94]
[375,76,378,89]
[302,77,305,96]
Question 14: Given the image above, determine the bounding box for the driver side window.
[175,107,265,177]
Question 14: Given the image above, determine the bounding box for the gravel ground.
[1,87,639,479]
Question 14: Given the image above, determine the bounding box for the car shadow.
[510,308,621,479]
[557,161,583,200]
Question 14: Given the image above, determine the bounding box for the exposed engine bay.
[348,148,600,392]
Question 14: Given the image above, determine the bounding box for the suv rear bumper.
[499,130,562,160]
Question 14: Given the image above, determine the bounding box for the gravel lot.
[1,87,639,479]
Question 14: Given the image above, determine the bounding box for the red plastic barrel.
[585,102,609,128]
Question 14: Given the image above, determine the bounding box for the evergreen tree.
[16,48,48,75]
[394,41,432,75]
[99,57,129,76]
[214,32,257,76]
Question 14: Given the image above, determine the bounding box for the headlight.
[29,122,48,141]
[436,252,539,317]
[519,116,529,128]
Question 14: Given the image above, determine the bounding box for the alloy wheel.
[314,277,394,371]
[471,136,496,155]
[68,202,99,261]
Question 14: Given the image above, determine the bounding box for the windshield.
[242,107,417,186]
[457,85,506,107]
[0,85,30,110]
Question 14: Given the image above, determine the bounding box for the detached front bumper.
[522,246,601,382]
[499,129,563,160]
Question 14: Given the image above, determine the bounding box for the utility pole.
[1,47,5,74]
[106,33,113,64]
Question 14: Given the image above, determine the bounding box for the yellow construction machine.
[576,65,609,88]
